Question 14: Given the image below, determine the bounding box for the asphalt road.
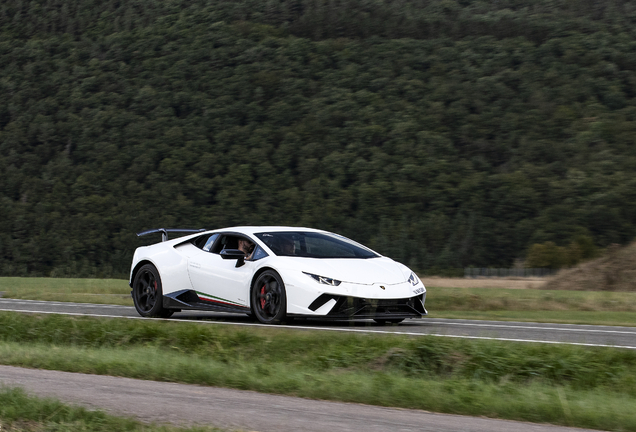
[1,298,635,349]
[0,365,603,432]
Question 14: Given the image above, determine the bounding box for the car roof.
[208,226,327,236]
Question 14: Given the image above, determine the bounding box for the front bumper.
[301,292,427,319]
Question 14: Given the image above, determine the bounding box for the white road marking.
[0,299,124,308]
[427,320,636,335]
[1,306,635,350]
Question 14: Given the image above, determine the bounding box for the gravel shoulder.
[0,365,602,432]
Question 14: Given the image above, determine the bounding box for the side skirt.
[163,289,250,314]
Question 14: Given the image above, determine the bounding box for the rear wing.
[137,228,206,242]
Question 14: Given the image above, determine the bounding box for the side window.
[202,234,219,252]
[250,245,269,261]
[208,234,266,260]
[210,235,238,254]
[192,233,218,250]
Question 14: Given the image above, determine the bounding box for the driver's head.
[238,238,254,255]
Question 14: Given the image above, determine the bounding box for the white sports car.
[129,226,427,324]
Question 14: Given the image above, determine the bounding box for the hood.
[292,257,408,285]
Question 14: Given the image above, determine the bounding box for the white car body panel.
[187,246,252,307]
[130,226,427,321]
[131,242,193,295]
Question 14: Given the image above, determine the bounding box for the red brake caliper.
[260,285,266,309]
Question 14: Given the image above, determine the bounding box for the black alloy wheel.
[132,264,174,318]
[251,270,287,324]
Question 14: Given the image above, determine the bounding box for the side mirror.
[220,249,246,267]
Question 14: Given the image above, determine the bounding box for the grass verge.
[0,386,225,432]
[0,277,132,305]
[426,286,636,312]
[425,286,636,326]
[1,312,636,431]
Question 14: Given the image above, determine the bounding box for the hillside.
[545,242,636,291]
[1,0,636,276]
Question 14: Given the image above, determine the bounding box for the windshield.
[255,231,380,259]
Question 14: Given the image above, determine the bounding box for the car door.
[187,234,253,308]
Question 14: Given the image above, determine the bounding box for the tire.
[132,264,174,318]
[374,318,404,325]
[251,270,287,324]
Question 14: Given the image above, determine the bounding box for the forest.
[1,0,636,277]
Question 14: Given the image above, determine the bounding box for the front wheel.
[251,270,287,324]
[132,264,174,318]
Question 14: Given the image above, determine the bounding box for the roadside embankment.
[1,312,636,431]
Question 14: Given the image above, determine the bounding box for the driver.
[238,238,255,259]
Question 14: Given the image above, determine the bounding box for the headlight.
[408,272,419,286]
[303,272,342,286]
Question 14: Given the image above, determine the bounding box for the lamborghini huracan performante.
[129,227,427,324]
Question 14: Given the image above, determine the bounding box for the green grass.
[425,286,636,326]
[426,286,636,312]
[1,312,636,431]
[0,386,226,432]
[1,277,635,428]
[0,277,132,305]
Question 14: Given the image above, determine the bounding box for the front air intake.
[313,295,425,319]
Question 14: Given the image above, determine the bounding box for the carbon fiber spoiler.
[137,228,206,242]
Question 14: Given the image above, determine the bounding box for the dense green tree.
[1,0,636,276]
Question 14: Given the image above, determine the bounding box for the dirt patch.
[422,241,636,291]
[545,242,636,291]
[420,277,548,289]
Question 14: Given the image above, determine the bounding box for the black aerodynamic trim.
[308,294,338,311]
[306,293,427,319]
[163,289,250,313]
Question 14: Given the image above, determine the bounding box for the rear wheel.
[132,264,174,318]
[251,270,287,324]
